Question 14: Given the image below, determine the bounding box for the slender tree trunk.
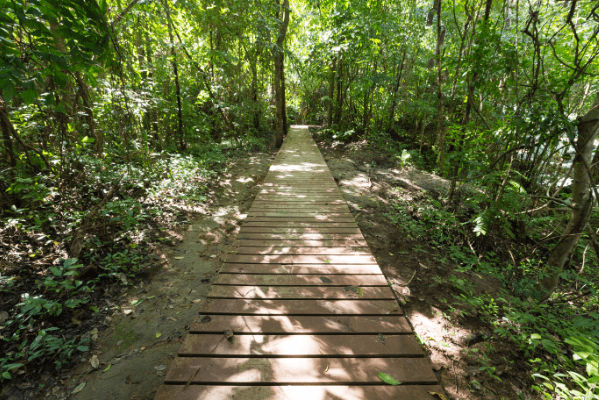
[334,56,343,126]
[0,95,17,172]
[250,51,260,130]
[273,0,289,148]
[164,0,184,150]
[327,55,336,127]
[387,48,407,132]
[541,102,598,296]
[75,73,101,155]
[435,0,445,172]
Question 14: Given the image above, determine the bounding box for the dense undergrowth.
[316,127,599,400]
[0,137,266,382]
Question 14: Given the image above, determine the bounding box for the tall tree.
[273,0,290,148]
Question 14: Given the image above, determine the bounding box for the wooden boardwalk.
[155,126,441,399]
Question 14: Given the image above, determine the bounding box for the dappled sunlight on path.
[154,126,440,399]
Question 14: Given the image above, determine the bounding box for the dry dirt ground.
[18,151,274,400]
[316,139,538,400]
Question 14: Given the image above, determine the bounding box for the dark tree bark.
[0,95,17,171]
[164,0,185,150]
[75,73,101,155]
[541,101,599,296]
[435,0,445,172]
[387,48,407,132]
[273,0,290,148]
[327,55,336,127]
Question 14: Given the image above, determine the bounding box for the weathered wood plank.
[190,315,414,334]
[178,334,424,356]
[208,285,394,299]
[225,254,376,264]
[236,239,368,247]
[214,273,387,286]
[220,263,380,274]
[231,246,370,255]
[164,357,436,384]
[202,299,402,315]
[155,385,444,400]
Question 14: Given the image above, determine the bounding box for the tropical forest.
[0,0,598,399]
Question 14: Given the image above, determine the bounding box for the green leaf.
[378,372,401,385]
[21,87,38,104]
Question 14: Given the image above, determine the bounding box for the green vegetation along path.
[154,126,441,399]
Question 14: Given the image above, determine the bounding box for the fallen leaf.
[224,329,234,343]
[90,355,99,369]
[192,299,203,303]
[90,328,98,341]
[154,365,167,371]
[319,276,332,283]
[155,332,162,338]
[72,382,86,394]
[117,273,128,285]
[174,256,184,260]
[102,364,111,373]
[378,372,401,385]
[377,333,386,344]
[323,364,329,373]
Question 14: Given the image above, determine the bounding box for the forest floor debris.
[0,149,273,400]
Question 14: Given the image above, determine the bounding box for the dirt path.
[54,152,273,400]
[316,138,537,400]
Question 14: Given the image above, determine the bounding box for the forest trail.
[154,126,442,399]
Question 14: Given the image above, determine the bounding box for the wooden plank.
[208,285,395,299]
[246,212,354,218]
[249,207,350,212]
[202,299,402,315]
[155,384,444,400]
[246,212,353,217]
[221,263,380,274]
[190,315,413,334]
[231,246,370,255]
[259,189,339,193]
[236,233,365,240]
[225,254,377,264]
[178,334,424,356]
[236,239,368,247]
[239,227,361,234]
[164,357,437,384]
[214,274,387,286]
[243,222,357,228]
[242,219,358,225]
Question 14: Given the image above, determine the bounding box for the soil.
[3,151,273,400]
[316,138,539,400]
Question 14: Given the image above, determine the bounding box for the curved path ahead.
[155,126,441,399]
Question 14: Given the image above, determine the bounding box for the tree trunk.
[250,51,260,131]
[327,56,336,127]
[0,95,17,172]
[75,73,101,155]
[541,101,598,296]
[435,0,445,172]
[387,48,407,132]
[164,0,184,150]
[273,0,289,148]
